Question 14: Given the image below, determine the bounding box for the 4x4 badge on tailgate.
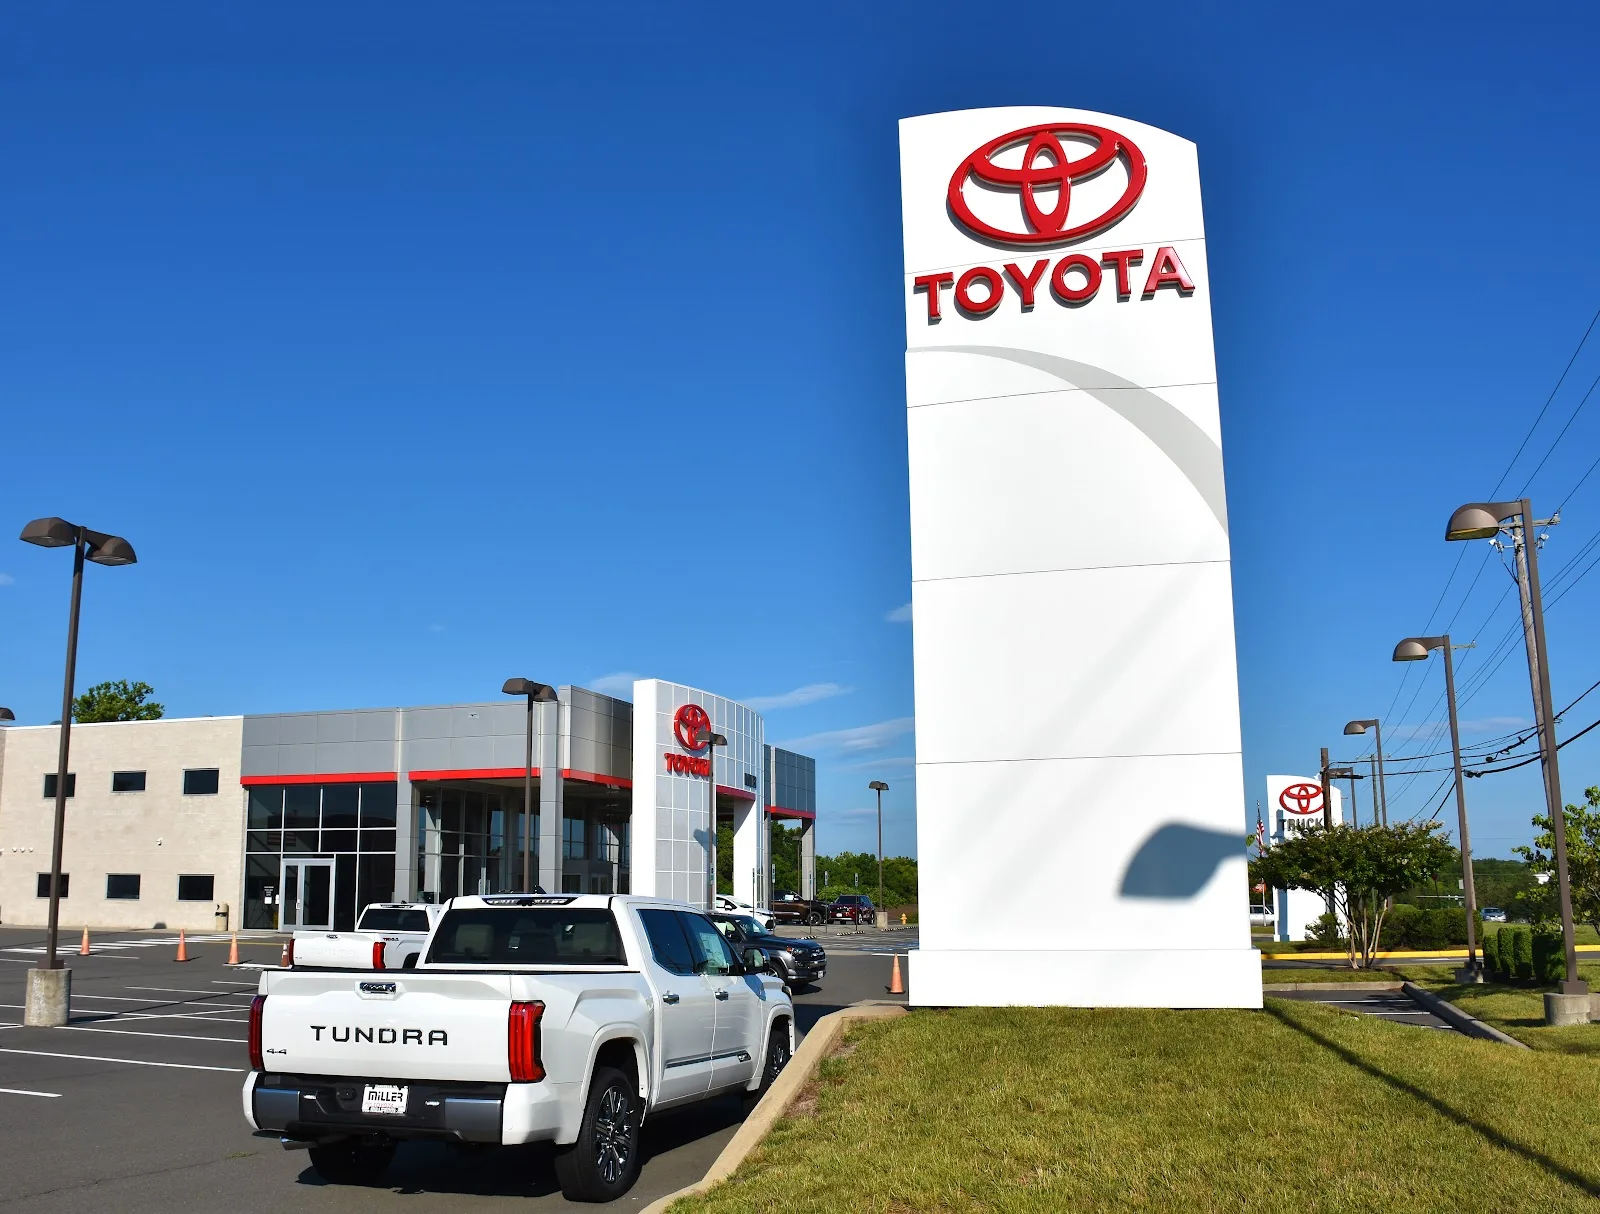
[359,981,397,995]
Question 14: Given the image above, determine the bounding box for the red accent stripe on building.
[407,767,530,782]
[716,784,757,802]
[240,772,395,787]
[562,769,633,788]
[767,804,817,820]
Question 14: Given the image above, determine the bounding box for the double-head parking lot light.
[1342,718,1387,825]
[21,518,137,983]
[869,782,889,928]
[697,728,728,910]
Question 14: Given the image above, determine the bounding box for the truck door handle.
[714,989,730,1001]
[662,993,680,1005]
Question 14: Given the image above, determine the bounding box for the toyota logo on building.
[947,123,1147,247]
[1278,783,1324,816]
[673,704,712,752]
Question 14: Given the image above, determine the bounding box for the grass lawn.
[671,1000,1600,1213]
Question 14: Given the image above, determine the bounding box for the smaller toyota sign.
[665,703,713,778]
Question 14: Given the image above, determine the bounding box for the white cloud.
[1462,716,1531,734]
[836,754,917,773]
[885,602,912,623]
[0,573,14,587]
[779,717,914,755]
[743,682,852,712]
[588,671,640,698]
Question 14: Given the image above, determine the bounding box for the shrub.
[1412,907,1469,950]
[1306,912,1345,948]
[1532,925,1565,984]
[1510,926,1535,980]
[1482,928,1501,977]
[1384,903,1423,949]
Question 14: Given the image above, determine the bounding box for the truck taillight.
[372,941,386,970]
[284,939,294,967]
[248,995,266,1071]
[508,1000,545,1082]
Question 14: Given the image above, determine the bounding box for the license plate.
[361,1084,408,1116]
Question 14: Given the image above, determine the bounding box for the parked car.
[246,894,794,1202]
[829,894,876,925]
[771,890,828,927]
[291,902,445,971]
[713,894,775,932]
[711,911,827,989]
[1481,906,1508,922]
[1248,904,1275,928]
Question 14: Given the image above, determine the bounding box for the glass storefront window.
[248,787,283,829]
[322,785,359,828]
[285,786,319,828]
[360,783,397,826]
[247,830,282,853]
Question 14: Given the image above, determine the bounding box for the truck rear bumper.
[246,1071,567,1145]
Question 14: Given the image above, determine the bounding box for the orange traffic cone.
[279,941,292,967]
[227,932,240,966]
[174,929,189,962]
[79,927,91,956]
[887,953,904,995]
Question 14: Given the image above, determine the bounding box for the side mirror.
[742,947,769,974]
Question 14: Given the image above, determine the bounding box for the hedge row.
[1482,924,1563,983]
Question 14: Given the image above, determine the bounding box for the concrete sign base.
[909,948,1263,1008]
[24,966,70,1026]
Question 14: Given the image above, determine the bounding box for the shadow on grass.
[1265,1003,1600,1199]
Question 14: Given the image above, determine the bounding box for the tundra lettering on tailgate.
[310,1025,449,1045]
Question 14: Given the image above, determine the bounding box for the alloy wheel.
[594,1085,634,1183]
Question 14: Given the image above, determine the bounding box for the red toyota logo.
[947,123,1147,247]
[1278,783,1323,816]
[673,704,712,752]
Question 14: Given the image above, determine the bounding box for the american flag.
[1255,802,1267,853]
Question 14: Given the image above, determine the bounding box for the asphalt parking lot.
[0,926,907,1212]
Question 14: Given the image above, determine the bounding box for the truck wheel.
[307,1137,395,1185]
[807,910,823,927]
[554,1066,640,1203]
[751,1021,792,1103]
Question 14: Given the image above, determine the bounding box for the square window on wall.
[37,873,68,898]
[42,773,76,798]
[106,874,141,899]
[176,875,214,901]
[112,771,146,793]
[183,769,220,796]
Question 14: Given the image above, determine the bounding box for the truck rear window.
[357,908,431,933]
[427,908,627,966]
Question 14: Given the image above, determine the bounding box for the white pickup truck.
[245,894,795,1202]
[291,903,444,971]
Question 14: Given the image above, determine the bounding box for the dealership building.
[0,679,817,933]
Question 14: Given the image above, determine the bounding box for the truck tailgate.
[260,970,515,1082]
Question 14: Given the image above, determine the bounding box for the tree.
[72,680,164,723]
[1251,823,1456,969]
[1515,787,1600,935]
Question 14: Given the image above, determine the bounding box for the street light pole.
[1393,634,1481,981]
[697,728,728,911]
[18,516,136,1027]
[1342,718,1387,826]
[1447,499,1585,996]
[502,679,557,894]
[869,781,888,929]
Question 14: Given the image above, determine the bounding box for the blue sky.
[3,4,1599,861]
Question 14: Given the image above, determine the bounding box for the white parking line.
[124,986,233,996]
[0,1087,60,1098]
[0,1047,241,1072]
[57,1024,245,1044]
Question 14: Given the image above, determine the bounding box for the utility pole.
[1319,747,1333,829]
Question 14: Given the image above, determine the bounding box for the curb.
[1402,981,1530,1049]
[639,1000,909,1214]
[1263,982,1401,992]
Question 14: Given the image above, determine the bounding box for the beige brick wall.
[0,716,245,931]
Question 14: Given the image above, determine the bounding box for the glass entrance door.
[278,859,335,931]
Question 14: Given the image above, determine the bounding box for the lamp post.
[869,781,889,929]
[0,708,14,723]
[1393,633,1483,982]
[1446,499,1584,997]
[19,516,136,1026]
[1342,718,1388,826]
[501,679,557,894]
[1327,767,1363,827]
[697,728,727,910]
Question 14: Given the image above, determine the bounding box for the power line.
[1517,367,1600,498]
[1494,303,1600,497]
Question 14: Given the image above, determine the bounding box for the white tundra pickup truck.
[291,902,443,971]
[244,893,794,1202]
